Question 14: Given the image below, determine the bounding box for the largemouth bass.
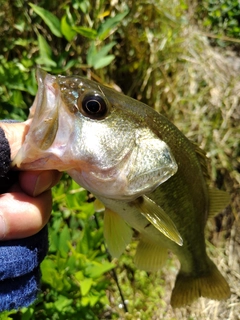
[12,69,230,308]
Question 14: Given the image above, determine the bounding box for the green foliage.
[197,0,240,42]
[0,0,128,119]
[29,3,62,38]
[39,180,114,318]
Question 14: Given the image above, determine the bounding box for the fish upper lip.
[36,68,47,85]
[36,68,58,93]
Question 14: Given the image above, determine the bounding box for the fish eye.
[79,93,109,119]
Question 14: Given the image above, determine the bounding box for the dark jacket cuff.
[0,125,49,311]
[0,225,48,311]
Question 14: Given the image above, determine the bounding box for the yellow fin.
[171,257,230,308]
[208,188,230,217]
[133,195,183,246]
[134,235,168,272]
[93,198,105,212]
[104,208,132,258]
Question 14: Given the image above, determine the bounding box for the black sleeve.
[0,127,19,193]
[0,126,11,176]
[0,125,49,311]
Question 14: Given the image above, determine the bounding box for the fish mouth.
[29,69,60,151]
[12,69,61,168]
[37,68,48,90]
[28,68,53,118]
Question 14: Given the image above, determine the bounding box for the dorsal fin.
[193,144,230,217]
[208,188,230,217]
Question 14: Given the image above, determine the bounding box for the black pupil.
[85,100,101,113]
[82,94,107,118]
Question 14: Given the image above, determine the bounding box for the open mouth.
[11,70,60,168]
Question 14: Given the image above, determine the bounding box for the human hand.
[0,122,62,240]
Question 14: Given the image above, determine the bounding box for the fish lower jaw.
[68,168,176,201]
[13,154,79,172]
[68,168,137,201]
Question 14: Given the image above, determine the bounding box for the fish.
[12,69,231,308]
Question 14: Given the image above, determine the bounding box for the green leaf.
[87,42,116,69]
[36,34,57,67]
[54,295,73,312]
[29,3,62,37]
[61,15,77,41]
[93,42,116,61]
[62,59,79,71]
[86,43,96,66]
[73,0,90,13]
[86,262,115,278]
[10,91,24,107]
[79,278,93,296]
[78,226,90,254]
[14,39,29,47]
[37,34,52,58]
[41,260,64,290]
[89,295,100,307]
[0,311,18,319]
[75,270,84,282]
[93,55,115,69]
[59,224,71,257]
[97,10,129,40]
[72,26,97,39]
[19,307,35,320]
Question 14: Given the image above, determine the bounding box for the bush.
[196,0,240,46]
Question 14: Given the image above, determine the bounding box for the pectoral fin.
[93,198,105,212]
[133,195,183,246]
[104,208,133,258]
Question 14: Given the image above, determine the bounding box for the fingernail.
[33,172,53,197]
[0,215,7,239]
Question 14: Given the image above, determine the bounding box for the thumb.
[0,120,31,159]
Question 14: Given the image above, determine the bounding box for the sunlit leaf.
[79,278,93,296]
[54,295,73,312]
[41,260,64,290]
[85,262,115,278]
[93,55,115,69]
[97,10,129,40]
[93,41,116,60]
[61,15,77,41]
[72,26,97,39]
[78,226,90,254]
[29,3,62,37]
[37,34,52,58]
[73,0,90,13]
[59,224,71,258]
[87,42,116,69]
[36,34,57,67]
[86,43,96,66]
